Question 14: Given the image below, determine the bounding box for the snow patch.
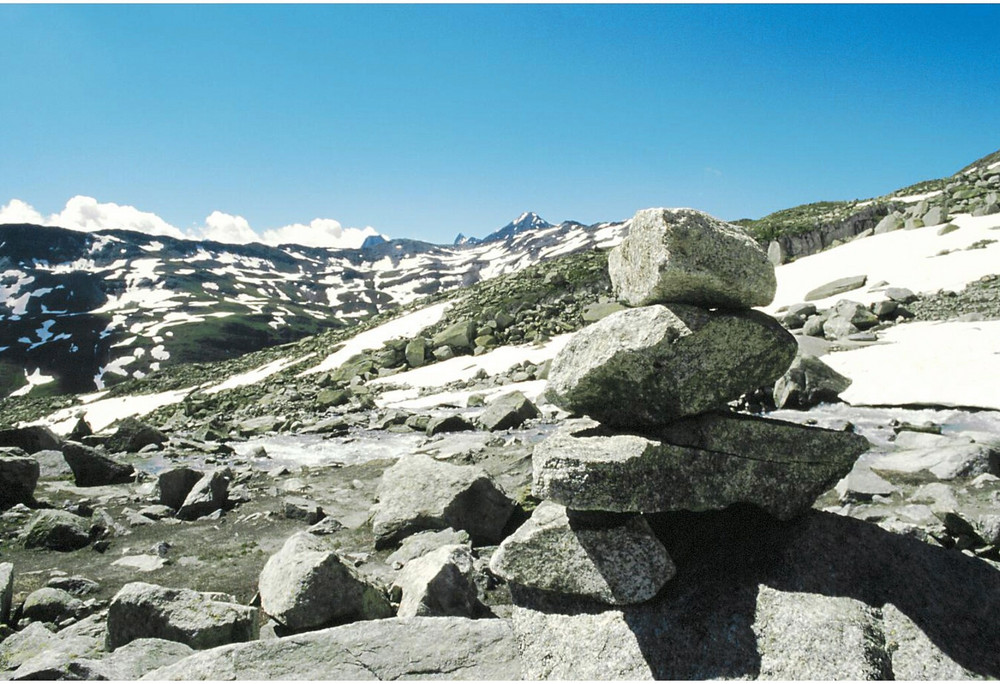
[9,368,56,397]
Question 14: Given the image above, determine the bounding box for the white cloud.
[199,211,258,245]
[0,198,45,224]
[52,195,187,239]
[261,218,380,249]
[0,196,387,250]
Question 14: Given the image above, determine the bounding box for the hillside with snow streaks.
[0,216,629,397]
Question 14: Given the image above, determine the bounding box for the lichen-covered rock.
[258,532,392,631]
[608,208,776,308]
[61,441,135,487]
[490,502,674,605]
[391,544,480,618]
[371,454,515,548]
[20,587,83,624]
[0,450,38,510]
[106,582,258,650]
[546,305,796,428]
[533,414,869,520]
[19,509,91,551]
[0,562,13,625]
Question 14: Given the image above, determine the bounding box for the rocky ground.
[2,208,1000,679]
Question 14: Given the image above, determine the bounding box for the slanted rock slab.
[258,531,392,631]
[104,417,167,453]
[176,467,230,520]
[773,353,853,409]
[533,414,869,520]
[608,207,776,309]
[372,454,515,548]
[61,441,135,487]
[490,501,674,605]
[141,617,522,680]
[106,581,258,650]
[804,274,868,301]
[546,304,797,429]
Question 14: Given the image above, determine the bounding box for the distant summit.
[455,212,553,246]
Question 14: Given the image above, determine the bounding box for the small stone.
[478,391,540,431]
[386,528,472,568]
[425,414,476,436]
[804,275,868,301]
[391,544,481,617]
[21,587,83,624]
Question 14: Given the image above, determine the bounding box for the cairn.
[491,208,869,605]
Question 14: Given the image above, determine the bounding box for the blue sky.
[1,4,999,246]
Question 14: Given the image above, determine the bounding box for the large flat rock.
[545,304,796,429]
[609,207,776,309]
[141,617,521,680]
[533,414,869,520]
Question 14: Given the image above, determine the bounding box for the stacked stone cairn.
[490,208,870,606]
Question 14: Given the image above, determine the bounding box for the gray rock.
[46,575,100,597]
[31,449,72,478]
[0,451,38,510]
[176,467,230,520]
[0,619,105,679]
[923,205,947,227]
[405,337,427,368]
[307,516,346,536]
[873,213,903,234]
[478,391,540,431]
[773,353,852,409]
[104,417,167,453]
[69,638,195,680]
[871,299,899,318]
[490,502,674,605]
[258,531,392,631]
[19,509,91,551]
[283,496,325,524]
[391,544,480,617]
[137,504,174,520]
[426,414,476,436]
[387,528,472,568]
[432,320,476,351]
[836,466,898,503]
[61,440,136,487]
[766,240,785,266]
[141,617,522,680]
[581,301,626,322]
[753,586,892,679]
[533,414,868,520]
[0,563,12,625]
[0,426,60,454]
[20,587,83,624]
[804,274,867,301]
[833,299,879,329]
[870,443,998,480]
[156,467,203,510]
[106,581,259,650]
[546,304,796,429]
[801,314,827,337]
[609,208,776,309]
[822,315,859,339]
[433,345,456,362]
[371,454,515,548]
[885,286,918,303]
[509,508,1000,679]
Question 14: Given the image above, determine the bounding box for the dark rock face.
[176,468,230,520]
[61,441,136,487]
[545,305,797,429]
[104,418,167,453]
[0,449,39,509]
[156,467,204,510]
[0,426,60,454]
[533,415,869,520]
[773,353,853,409]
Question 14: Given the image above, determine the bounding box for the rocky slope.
[1,150,1000,680]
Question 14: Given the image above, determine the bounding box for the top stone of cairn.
[609,208,777,309]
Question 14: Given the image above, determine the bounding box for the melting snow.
[9,368,56,397]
